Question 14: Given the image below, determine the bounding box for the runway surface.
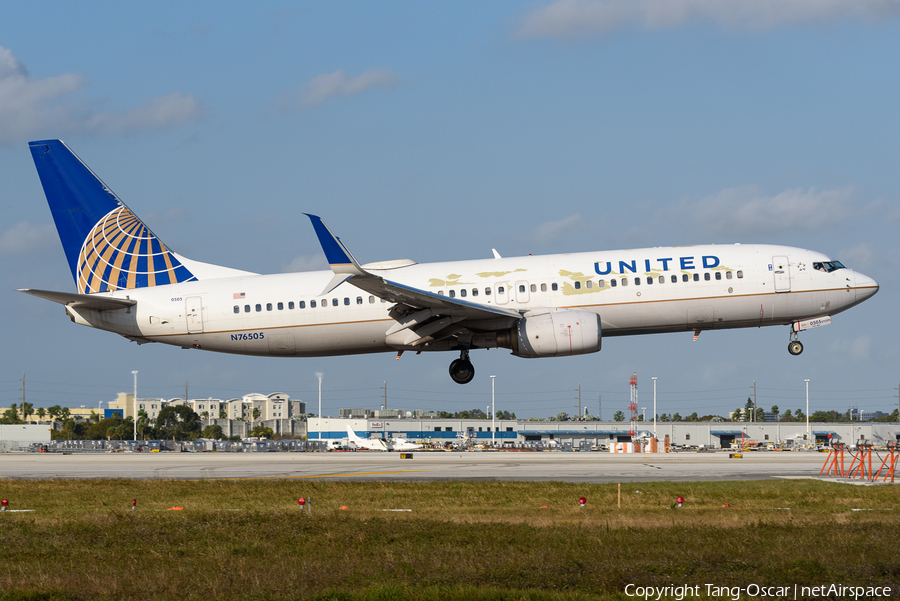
[0,451,833,482]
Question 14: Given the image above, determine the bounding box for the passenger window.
[438,291,444,296]
[356,297,363,305]
[610,279,616,287]
[551,283,558,291]
[343,297,350,305]
[289,301,295,309]
[682,274,689,282]
[659,276,665,284]
[266,303,273,311]
[715,272,722,280]
[472,288,478,297]
[737,271,743,279]
[704,273,710,281]
[332,298,339,307]
[634,277,641,285]
[621,278,628,287]
[299,301,306,309]
[277,302,283,310]
[498,286,505,294]
[369,296,375,303]
[310,300,316,308]
[586,281,593,289]
[671,275,677,283]
[233,306,239,314]
[256,304,262,312]
[381,298,386,303]
[541,283,547,292]
[460,289,467,297]
[530,284,536,292]
[484,288,491,295]
[449,290,456,298]
[726,271,733,280]
[598,280,605,288]
[646,277,653,285]
[692,273,699,282]
[244,305,250,312]
[574,281,581,290]
[321,299,327,307]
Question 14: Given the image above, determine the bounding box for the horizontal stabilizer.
[18,288,136,311]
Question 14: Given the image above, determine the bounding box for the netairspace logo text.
[624,583,892,600]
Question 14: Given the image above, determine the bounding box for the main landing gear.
[449,348,475,384]
[788,328,804,356]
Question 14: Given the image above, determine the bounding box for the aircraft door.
[495,282,509,305]
[185,296,204,333]
[515,281,530,304]
[772,256,791,293]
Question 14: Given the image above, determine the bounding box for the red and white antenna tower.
[628,372,638,439]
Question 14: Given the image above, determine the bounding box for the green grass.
[0,479,897,600]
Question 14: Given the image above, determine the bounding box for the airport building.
[309,417,900,449]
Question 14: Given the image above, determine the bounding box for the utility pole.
[577,384,581,418]
[185,380,188,403]
[753,380,757,423]
[132,371,138,441]
[383,381,387,410]
[316,372,323,444]
[491,375,496,447]
[598,395,601,422]
[805,379,810,449]
[21,374,25,421]
[652,376,657,439]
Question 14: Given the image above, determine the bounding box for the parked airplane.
[21,140,879,384]
[346,426,388,451]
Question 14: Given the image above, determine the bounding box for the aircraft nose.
[854,271,879,302]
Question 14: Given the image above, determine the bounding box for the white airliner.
[21,140,879,384]
[345,426,389,451]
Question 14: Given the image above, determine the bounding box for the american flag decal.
[233,292,245,299]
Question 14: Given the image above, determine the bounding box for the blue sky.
[2,1,898,420]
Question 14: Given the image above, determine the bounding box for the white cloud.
[517,0,900,39]
[278,68,399,110]
[0,221,56,256]
[533,213,582,245]
[283,254,328,273]
[0,46,205,145]
[828,335,872,361]
[837,243,878,271]
[669,185,855,236]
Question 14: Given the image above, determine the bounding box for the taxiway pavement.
[0,451,832,482]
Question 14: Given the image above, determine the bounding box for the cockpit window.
[813,261,846,273]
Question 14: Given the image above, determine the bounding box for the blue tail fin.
[29,140,197,294]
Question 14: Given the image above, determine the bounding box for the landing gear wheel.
[788,341,804,356]
[449,358,475,384]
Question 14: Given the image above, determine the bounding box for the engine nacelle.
[507,308,601,358]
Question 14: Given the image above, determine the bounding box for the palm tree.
[36,407,46,422]
[771,405,780,421]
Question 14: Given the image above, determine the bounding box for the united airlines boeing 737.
[21,140,879,384]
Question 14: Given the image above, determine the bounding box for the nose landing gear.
[788,328,804,356]
[449,349,475,384]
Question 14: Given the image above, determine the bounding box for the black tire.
[449,359,475,384]
[788,341,804,356]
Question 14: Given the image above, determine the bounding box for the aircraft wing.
[305,214,521,323]
[18,288,136,311]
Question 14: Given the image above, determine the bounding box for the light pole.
[316,372,323,445]
[132,370,138,441]
[805,379,810,449]
[98,400,103,421]
[652,376,657,439]
[490,375,496,447]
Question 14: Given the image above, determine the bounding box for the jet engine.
[502,308,601,358]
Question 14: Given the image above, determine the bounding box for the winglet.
[304,214,366,276]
